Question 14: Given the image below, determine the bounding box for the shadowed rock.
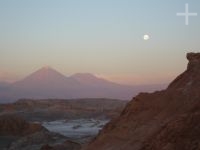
[0,114,46,136]
[84,52,200,150]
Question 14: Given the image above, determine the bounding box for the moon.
[143,34,150,40]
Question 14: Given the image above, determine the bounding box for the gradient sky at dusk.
[0,0,200,84]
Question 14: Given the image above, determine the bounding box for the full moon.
[143,34,150,40]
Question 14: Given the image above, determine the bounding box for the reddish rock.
[40,144,55,150]
[0,114,46,136]
[40,140,81,150]
[84,53,200,150]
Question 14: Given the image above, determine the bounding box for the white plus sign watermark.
[176,3,198,25]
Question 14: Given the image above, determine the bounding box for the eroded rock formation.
[0,114,46,136]
[84,53,200,150]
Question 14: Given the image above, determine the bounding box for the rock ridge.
[84,52,200,150]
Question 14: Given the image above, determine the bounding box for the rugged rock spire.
[187,52,200,71]
[168,52,200,90]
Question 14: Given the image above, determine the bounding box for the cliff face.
[0,114,82,150]
[0,114,46,136]
[85,53,200,150]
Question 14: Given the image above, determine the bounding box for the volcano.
[0,67,166,102]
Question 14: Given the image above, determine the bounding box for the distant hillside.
[0,67,167,102]
[0,98,127,121]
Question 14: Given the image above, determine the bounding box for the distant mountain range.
[0,67,167,102]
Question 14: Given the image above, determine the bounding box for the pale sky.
[0,0,200,85]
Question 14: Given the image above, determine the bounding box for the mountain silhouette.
[14,66,80,89]
[71,73,121,87]
[0,67,166,102]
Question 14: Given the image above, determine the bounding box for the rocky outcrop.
[0,114,81,150]
[84,53,200,150]
[40,145,55,150]
[168,52,200,90]
[7,131,81,150]
[0,114,46,136]
[40,140,81,150]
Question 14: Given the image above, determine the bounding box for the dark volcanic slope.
[84,52,200,150]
